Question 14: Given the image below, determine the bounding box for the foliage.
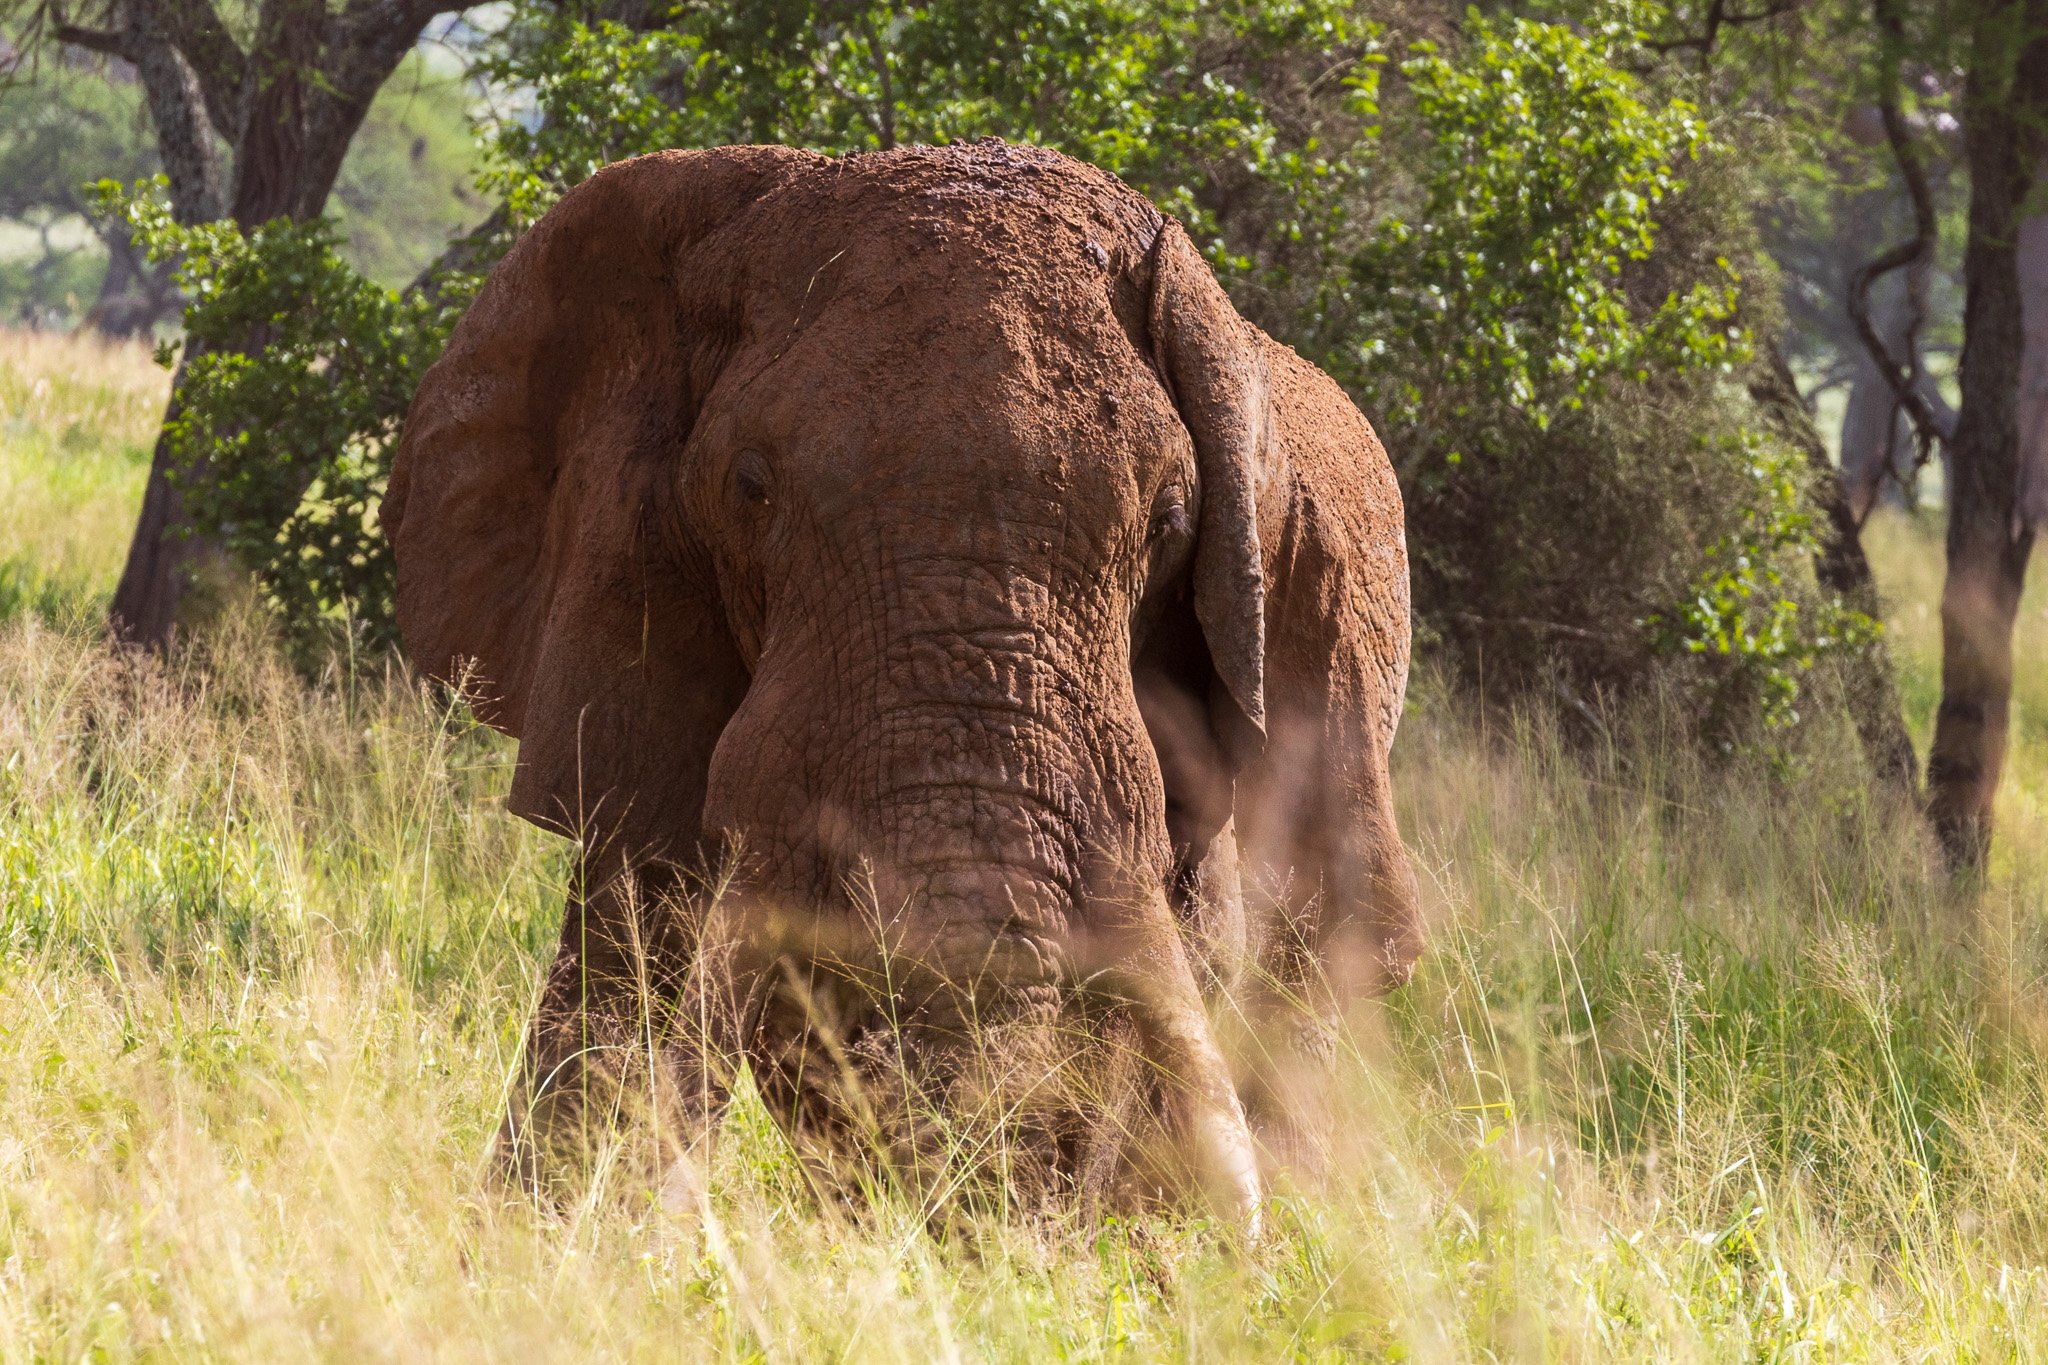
[475,19,739,224]
[480,0,1384,306]
[1317,16,1865,741]
[329,51,491,288]
[1647,431,1875,730]
[98,180,477,652]
[1343,18,1741,448]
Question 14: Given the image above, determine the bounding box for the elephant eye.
[1148,491,1191,544]
[734,451,773,508]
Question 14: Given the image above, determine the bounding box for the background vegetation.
[0,45,481,328]
[164,4,1874,739]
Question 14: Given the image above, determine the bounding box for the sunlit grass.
[0,328,166,621]
[2,324,2047,1358]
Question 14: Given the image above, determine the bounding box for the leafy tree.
[479,0,1384,299]
[103,183,475,654]
[1333,16,1863,738]
[12,0,476,647]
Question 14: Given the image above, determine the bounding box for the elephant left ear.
[1146,220,1272,768]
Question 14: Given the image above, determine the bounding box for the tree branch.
[858,11,897,150]
[405,204,511,303]
[1447,612,1620,642]
[811,49,889,148]
[125,2,229,222]
[50,22,131,59]
[1848,0,1957,482]
[131,0,246,139]
[1749,342,1920,792]
[1643,0,1801,61]
[293,0,464,222]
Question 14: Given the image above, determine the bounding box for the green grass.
[0,328,164,623]
[3,326,2048,1359]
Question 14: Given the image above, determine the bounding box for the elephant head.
[384,142,1416,1221]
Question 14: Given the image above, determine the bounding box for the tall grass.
[0,329,164,623]
[3,326,2046,1359]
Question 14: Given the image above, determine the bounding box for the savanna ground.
[2,327,2046,1362]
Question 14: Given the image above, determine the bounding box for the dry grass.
[3,325,2047,1359]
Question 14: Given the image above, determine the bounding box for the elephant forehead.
[750,139,1164,277]
[730,147,1171,412]
[726,273,1190,506]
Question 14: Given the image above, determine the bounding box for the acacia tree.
[22,0,467,646]
[0,56,172,333]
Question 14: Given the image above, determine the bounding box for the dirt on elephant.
[383,142,1418,1224]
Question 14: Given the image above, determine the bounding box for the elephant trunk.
[705,542,1168,1013]
[704,593,1257,1223]
[853,708,1107,1022]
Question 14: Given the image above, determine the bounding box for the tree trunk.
[106,5,231,646]
[1752,344,1921,792]
[230,0,325,227]
[94,0,454,648]
[82,211,184,340]
[110,384,221,646]
[1925,4,2047,871]
[2018,161,2048,531]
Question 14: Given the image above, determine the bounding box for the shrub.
[1323,16,1867,741]
[97,182,478,654]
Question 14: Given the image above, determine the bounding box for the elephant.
[382,140,1418,1226]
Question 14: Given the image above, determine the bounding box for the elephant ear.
[383,146,815,852]
[1146,220,1272,769]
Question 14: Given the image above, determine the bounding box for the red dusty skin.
[382,141,1416,1228]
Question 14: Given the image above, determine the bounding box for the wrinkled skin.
[383,143,1417,1224]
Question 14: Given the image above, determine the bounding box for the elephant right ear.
[382,147,816,852]
[1146,221,1273,771]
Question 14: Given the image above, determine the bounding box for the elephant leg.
[1236,876,1341,1180]
[497,858,702,1192]
[654,953,762,1221]
[1095,888,1263,1234]
[1239,767,1419,1181]
[1179,820,1248,1000]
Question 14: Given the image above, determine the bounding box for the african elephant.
[382,141,1417,1225]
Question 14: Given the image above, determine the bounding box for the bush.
[1321,17,1867,741]
[97,183,478,655]
[477,0,1384,267]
